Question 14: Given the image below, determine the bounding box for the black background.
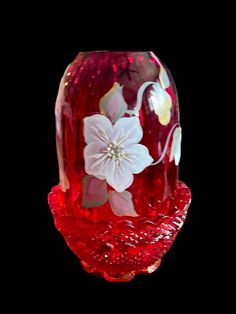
[15,11,228,306]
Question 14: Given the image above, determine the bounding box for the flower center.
[105,142,124,161]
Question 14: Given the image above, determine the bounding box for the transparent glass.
[48,51,191,281]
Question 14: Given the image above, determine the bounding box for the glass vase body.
[48,51,191,282]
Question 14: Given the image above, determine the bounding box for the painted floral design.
[159,66,170,89]
[169,127,182,165]
[149,83,172,126]
[108,190,138,217]
[81,80,179,216]
[99,82,127,123]
[83,114,153,193]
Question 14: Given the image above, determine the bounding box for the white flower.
[169,127,182,165]
[83,114,153,192]
[149,83,172,125]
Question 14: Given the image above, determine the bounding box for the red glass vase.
[48,51,191,282]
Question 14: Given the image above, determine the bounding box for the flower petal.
[112,117,143,147]
[83,114,112,144]
[105,160,134,192]
[108,190,138,217]
[150,83,172,125]
[82,175,108,208]
[84,142,108,179]
[174,128,182,165]
[158,111,171,126]
[174,146,181,165]
[99,82,128,123]
[152,88,172,114]
[124,144,153,174]
[169,127,182,165]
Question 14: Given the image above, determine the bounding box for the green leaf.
[99,82,128,123]
[108,190,138,217]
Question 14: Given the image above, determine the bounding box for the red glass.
[48,51,191,281]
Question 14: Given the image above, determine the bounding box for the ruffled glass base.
[48,181,191,281]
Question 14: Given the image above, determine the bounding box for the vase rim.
[80,50,153,54]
